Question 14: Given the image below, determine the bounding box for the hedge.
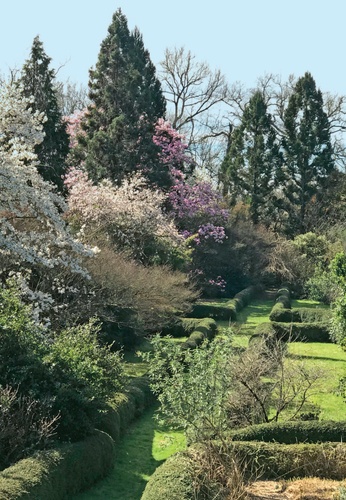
[187,286,258,321]
[253,321,331,343]
[0,378,155,499]
[270,306,331,323]
[142,440,346,498]
[229,420,346,444]
[141,451,195,500]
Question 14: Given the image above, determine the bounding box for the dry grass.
[246,478,345,499]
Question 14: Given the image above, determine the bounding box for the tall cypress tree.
[74,9,168,188]
[282,72,335,235]
[220,91,282,225]
[20,36,69,192]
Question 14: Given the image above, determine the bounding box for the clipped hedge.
[187,286,258,321]
[0,430,114,500]
[0,377,154,499]
[141,452,195,500]
[180,318,218,350]
[253,321,331,343]
[162,317,218,338]
[229,420,346,444]
[143,440,346,498]
[270,306,331,323]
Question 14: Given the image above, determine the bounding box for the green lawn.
[72,405,186,500]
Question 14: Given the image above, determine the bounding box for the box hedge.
[0,377,154,499]
[253,321,331,343]
[229,420,346,444]
[270,306,331,323]
[187,286,258,321]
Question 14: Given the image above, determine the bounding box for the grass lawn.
[72,405,186,500]
[288,342,346,420]
[218,298,273,348]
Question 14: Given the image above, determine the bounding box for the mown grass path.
[71,404,185,500]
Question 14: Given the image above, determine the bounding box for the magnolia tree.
[0,83,92,327]
[168,170,230,295]
[65,167,183,265]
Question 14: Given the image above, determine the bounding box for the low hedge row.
[229,420,346,444]
[187,286,258,321]
[142,440,346,498]
[253,321,331,343]
[181,318,218,350]
[162,317,218,339]
[270,306,331,323]
[0,377,154,499]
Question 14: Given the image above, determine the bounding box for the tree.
[73,9,168,188]
[220,91,282,225]
[282,72,336,235]
[160,47,229,176]
[20,36,70,192]
[0,82,91,327]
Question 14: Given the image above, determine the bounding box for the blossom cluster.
[208,276,227,291]
[153,118,193,169]
[64,167,182,260]
[195,224,227,244]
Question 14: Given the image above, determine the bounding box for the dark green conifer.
[282,72,335,235]
[20,36,69,191]
[74,9,168,188]
[221,91,282,225]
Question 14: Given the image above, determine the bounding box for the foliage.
[140,336,234,443]
[65,167,183,266]
[20,36,70,192]
[330,252,346,347]
[282,72,336,235]
[0,82,92,327]
[85,246,198,338]
[221,90,282,225]
[0,285,125,443]
[72,8,168,189]
[0,386,59,471]
[229,420,346,444]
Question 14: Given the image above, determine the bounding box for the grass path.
[71,405,185,500]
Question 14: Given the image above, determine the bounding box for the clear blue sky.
[1,0,345,96]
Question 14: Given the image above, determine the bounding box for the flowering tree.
[153,118,194,176]
[167,169,230,296]
[65,167,183,265]
[0,83,92,327]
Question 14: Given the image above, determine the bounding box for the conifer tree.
[74,9,168,188]
[20,36,69,192]
[220,91,281,225]
[282,72,335,235]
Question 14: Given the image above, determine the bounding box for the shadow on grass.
[289,353,346,363]
[72,405,166,500]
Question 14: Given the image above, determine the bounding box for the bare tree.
[160,47,230,177]
[55,79,89,116]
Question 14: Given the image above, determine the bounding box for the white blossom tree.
[0,83,92,327]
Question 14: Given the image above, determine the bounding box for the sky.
[1,0,346,97]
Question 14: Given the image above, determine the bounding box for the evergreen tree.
[282,72,335,235]
[220,91,282,225]
[74,9,168,188]
[20,36,69,192]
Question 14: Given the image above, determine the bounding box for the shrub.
[270,306,331,323]
[0,430,114,499]
[229,420,346,444]
[162,317,218,338]
[254,322,331,343]
[271,321,331,343]
[0,387,58,471]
